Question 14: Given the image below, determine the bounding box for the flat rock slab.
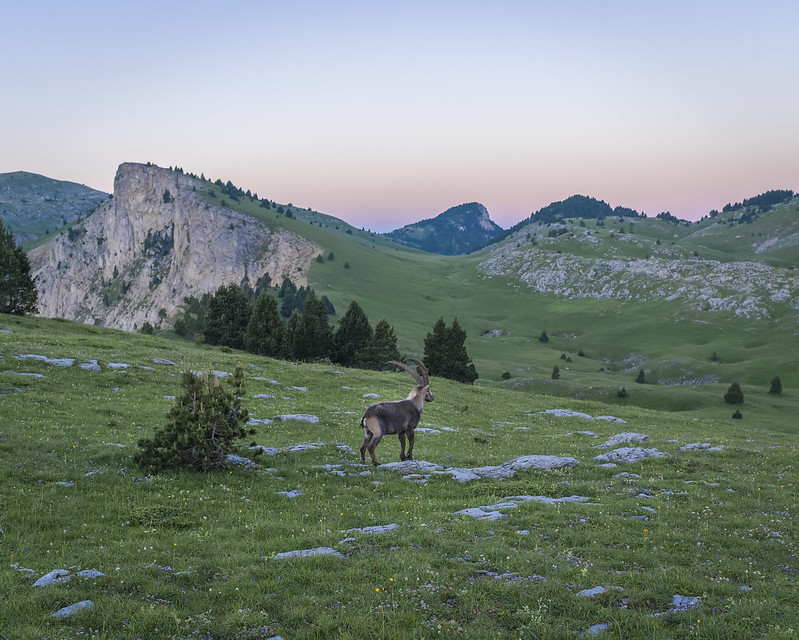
[273,547,344,559]
[274,414,320,423]
[379,460,444,474]
[152,358,178,366]
[16,354,74,367]
[224,454,256,468]
[542,409,626,423]
[51,600,94,618]
[577,585,624,598]
[593,447,668,464]
[33,569,71,587]
[345,524,399,535]
[277,489,303,498]
[680,442,725,451]
[380,455,579,482]
[456,494,593,520]
[595,433,650,449]
[444,455,580,482]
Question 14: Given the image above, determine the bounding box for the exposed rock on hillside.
[478,228,799,319]
[384,202,502,255]
[29,163,320,331]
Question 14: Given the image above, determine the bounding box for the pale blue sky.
[2,1,797,231]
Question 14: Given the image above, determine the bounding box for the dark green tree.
[551,365,560,380]
[133,364,252,473]
[724,381,744,404]
[0,219,38,315]
[539,331,549,343]
[424,317,478,384]
[769,376,783,395]
[245,292,285,357]
[332,300,373,367]
[291,290,333,361]
[636,368,646,384]
[358,319,401,370]
[203,284,252,349]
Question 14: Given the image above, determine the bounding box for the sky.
[2,1,797,233]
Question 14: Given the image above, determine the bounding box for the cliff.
[29,163,321,331]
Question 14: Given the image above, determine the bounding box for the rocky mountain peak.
[384,202,502,255]
[29,163,320,331]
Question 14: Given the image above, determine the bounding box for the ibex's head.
[387,359,434,402]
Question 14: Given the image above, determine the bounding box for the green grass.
[1,315,797,639]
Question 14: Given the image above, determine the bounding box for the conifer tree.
[245,292,285,357]
[203,284,251,349]
[0,219,38,315]
[636,368,646,384]
[133,365,252,473]
[552,364,560,380]
[291,291,332,361]
[358,319,401,369]
[724,381,744,404]
[424,317,478,384]
[769,376,783,395]
[332,300,373,367]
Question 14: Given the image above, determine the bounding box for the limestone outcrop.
[29,163,321,331]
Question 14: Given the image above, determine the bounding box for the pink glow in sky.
[2,1,797,233]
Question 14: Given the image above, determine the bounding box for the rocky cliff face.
[29,163,321,331]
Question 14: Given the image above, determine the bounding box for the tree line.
[172,278,478,382]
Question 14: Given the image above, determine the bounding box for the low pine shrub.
[133,364,252,473]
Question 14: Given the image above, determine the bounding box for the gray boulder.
[593,448,668,464]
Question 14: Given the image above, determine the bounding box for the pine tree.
[332,300,373,367]
[203,284,252,349]
[636,369,646,384]
[539,330,549,343]
[724,381,744,404]
[292,291,333,361]
[133,365,252,473]
[244,292,285,357]
[769,376,783,395]
[423,318,449,375]
[0,219,38,315]
[551,364,560,380]
[358,319,401,369]
[424,317,478,384]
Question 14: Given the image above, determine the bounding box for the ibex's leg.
[366,433,384,466]
[360,431,373,464]
[399,432,407,461]
[406,429,415,461]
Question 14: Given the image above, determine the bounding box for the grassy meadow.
[1,314,797,639]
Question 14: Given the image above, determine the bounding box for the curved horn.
[386,360,423,385]
[408,359,429,385]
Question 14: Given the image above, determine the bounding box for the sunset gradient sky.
[2,1,797,232]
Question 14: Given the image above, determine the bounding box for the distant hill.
[0,171,110,244]
[383,202,502,254]
[495,194,642,243]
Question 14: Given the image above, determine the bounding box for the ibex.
[359,359,434,466]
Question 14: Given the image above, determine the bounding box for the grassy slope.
[1,314,797,639]
[182,186,799,433]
